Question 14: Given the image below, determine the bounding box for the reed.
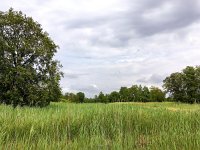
[0,102,200,149]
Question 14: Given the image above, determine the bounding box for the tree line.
[63,85,166,103]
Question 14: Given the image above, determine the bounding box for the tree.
[76,92,85,103]
[182,66,197,103]
[0,8,62,107]
[108,91,120,102]
[195,67,200,102]
[142,86,150,102]
[149,87,165,102]
[129,85,145,102]
[163,72,184,102]
[163,66,200,103]
[129,85,139,102]
[119,87,129,102]
[98,91,108,103]
[137,85,144,102]
[63,92,77,102]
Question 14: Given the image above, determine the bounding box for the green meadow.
[1,102,200,149]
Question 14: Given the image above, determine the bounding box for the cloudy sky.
[1,0,200,97]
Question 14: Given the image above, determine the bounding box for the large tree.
[163,72,184,102]
[163,66,200,103]
[0,8,62,107]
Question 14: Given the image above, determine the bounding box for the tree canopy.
[163,66,200,103]
[76,92,85,103]
[0,8,62,107]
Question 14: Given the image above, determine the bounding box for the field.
[1,102,200,149]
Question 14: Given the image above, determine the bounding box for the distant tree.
[142,86,150,102]
[108,91,120,102]
[129,85,145,102]
[119,87,129,102]
[94,95,98,103]
[98,91,108,103]
[129,85,139,102]
[150,87,165,102]
[0,8,62,107]
[137,85,144,102]
[195,67,200,102]
[76,92,85,103]
[182,66,197,103]
[84,97,96,103]
[63,92,77,102]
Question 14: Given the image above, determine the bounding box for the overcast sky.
[1,0,200,97]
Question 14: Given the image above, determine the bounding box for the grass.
[1,102,200,149]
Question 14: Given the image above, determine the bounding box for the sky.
[1,0,200,97]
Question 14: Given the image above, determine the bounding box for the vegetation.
[163,66,200,103]
[63,85,166,103]
[76,92,85,103]
[1,102,200,149]
[0,9,62,107]
[63,92,85,103]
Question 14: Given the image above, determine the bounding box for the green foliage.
[97,92,108,103]
[163,66,200,103]
[0,8,62,107]
[63,92,85,103]
[163,72,184,102]
[149,86,165,102]
[63,92,77,102]
[142,86,151,102]
[108,91,120,102]
[119,87,129,102]
[88,85,165,103]
[76,92,85,103]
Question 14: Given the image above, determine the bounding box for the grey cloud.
[137,77,147,83]
[116,0,200,38]
[134,0,200,36]
[60,0,200,49]
[65,15,110,29]
[70,84,99,96]
[137,74,165,84]
[63,71,89,79]
[149,74,165,84]
[64,73,80,79]
[139,0,165,9]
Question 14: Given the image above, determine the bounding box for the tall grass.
[0,102,200,149]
